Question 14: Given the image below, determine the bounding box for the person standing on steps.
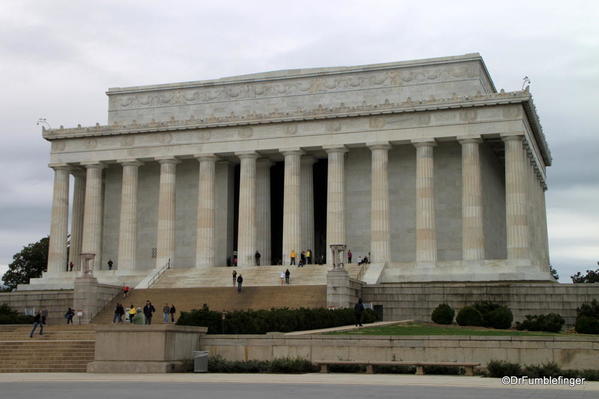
[107,259,113,270]
[300,250,306,265]
[354,298,365,327]
[306,249,312,264]
[255,251,261,266]
[128,305,136,323]
[232,270,237,287]
[69,261,74,272]
[41,309,48,325]
[163,303,171,323]
[290,249,296,265]
[123,285,129,298]
[285,269,290,284]
[143,300,156,324]
[348,249,353,264]
[30,311,44,337]
[280,271,285,286]
[65,307,75,324]
[169,304,176,323]
[237,273,243,293]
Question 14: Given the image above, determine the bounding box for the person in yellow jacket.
[128,305,137,324]
[290,249,297,265]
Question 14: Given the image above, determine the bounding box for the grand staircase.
[153,264,365,288]
[0,325,95,373]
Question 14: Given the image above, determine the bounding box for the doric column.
[325,146,347,263]
[282,148,303,263]
[368,142,391,263]
[502,135,530,260]
[237,152,258,267]
[117,160,142,273]
[413,139,437,266]
[68,169,85,271]
[195,155,217,268]
[81,162,105,270]
[47,164,70,273]
[459,137,485,261]
[256,158,272,265]
[155,157,180,268]
[300,156,316,253]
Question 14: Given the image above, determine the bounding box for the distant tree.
[571,263,599,283]
[549,265,559,280]
[2,237,49,290]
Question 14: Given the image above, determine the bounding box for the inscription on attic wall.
[108,61,492,124]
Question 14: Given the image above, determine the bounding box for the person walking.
[237,273,243,293]
[255,251,261,266]
[30,311,44,337]
[123,285,129,298]
[290,249,296,265]
[113,304,122,324]
[306,249,312,264]
[143,300,156,324]
[65,308,75,324]
[348,249,353,264]
[300,250,306,265]
[232,270,237,287]
[128,305,136,323]
[285,269,290,284]
[162,303,170,323]
[354,298,365,327]
[41,309,48,325]
[116,303,125,323]
[169,304,176,323]
[107,259,113,270]
[280,271,285,286]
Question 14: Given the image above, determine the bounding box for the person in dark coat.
[354,298,365,327]
[255,251,261,266]
[65,308,75,324]
[285,269,290,284]
[169,304,176,323]
[30,311,44,337]
[143,300,156,324]
[237,274,243,293]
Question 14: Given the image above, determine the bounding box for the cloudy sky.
[0,1,597,283]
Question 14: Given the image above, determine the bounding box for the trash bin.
[193,351,209,373]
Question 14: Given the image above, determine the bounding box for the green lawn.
[327,322,568,337]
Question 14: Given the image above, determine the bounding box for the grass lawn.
[327,322,571,337]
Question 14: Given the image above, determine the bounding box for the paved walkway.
[0,373,597,392]
[284,320,411,335]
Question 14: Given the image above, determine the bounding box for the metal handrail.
[146,258,170,288]
[356,263,368,281]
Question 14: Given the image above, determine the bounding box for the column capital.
[457,136,482,144]
[193,153,218,162]
[80,161,106,169]
[48,163,70,171]
[280,148,304,156]
[155,156,181,165]
[412,139,437,148]
[367,141,391,151]
[235,151,259,160]
[501,134,524,143]
[323,145,347,154]
[301,155,317,165]
[69,167,86,178]
[118,159,144,167]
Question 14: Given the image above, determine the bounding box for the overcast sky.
[0,0,597,283]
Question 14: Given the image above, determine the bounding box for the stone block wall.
[362,282,599,326]
[0,290,74,325]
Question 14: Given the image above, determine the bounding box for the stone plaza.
[27,52,553,291]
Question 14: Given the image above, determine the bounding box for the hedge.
[486,360,599,381]
[473,301,513,329]
[456,306,483,327]
[431,304,454,325]
[177,306,378,333]
[515,313,565,333]
[0,304,34,324]
[575,299,599,334]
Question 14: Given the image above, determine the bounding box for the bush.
[207,356,316,373]
[487,360,599,381]
[431,304,454,325]
[270,358,317,373]
[575,300,599,334]
[456,306,483,327]
[486,360,523,377]
[0,303,34,324]
[177,306,378,334]
[515,313,565,333]
[524,362,562,378]
[472,302,513,329]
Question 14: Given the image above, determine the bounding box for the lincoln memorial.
[27,53,553,290]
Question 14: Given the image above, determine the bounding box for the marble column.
[155,158,180,268]
[68,169,85,271]
[325,146,347,263]
[256,158,272,265]
[503,135,530,260]
[413,140,437,266]
[369,143,391,263]
[81,162,105,270]
[300,156,316,254]
[459,137,485,261]
[237,152,258,267]
[195,155,217,268]
[282,149,303,263]
[47,164,70,273]
[117,160,142,273]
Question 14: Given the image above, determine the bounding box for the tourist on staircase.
[143,301,156,324]
[237,274,243,293]
[348,249,353,263]
[285,269,290,284]
[307,248,313,264]
[300,250,306,265]
[280,271,285,286]
[169,304,176,323]
[113,303,124,323]
[255,251,261,266]
[29,311,44,338]
[162,303,170,323]
[65,308,75,324]
[290,249,296,265]
[127,305,136,323]
[232,270,237,287]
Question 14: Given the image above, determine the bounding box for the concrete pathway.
[284,320,412,335]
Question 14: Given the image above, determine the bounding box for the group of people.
[288,249,313,266]
[347,249,370,265]
[231,270,244,292]
[279,269,291,285]
[113,301,176,324]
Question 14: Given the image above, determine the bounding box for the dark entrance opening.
[313,158,328,263]
[232,164,240,259]
[270,162,284,264]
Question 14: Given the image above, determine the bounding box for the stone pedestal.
[73,275,100,325]
[326,269,351,309]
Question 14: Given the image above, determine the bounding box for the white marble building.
[30,53,553,289]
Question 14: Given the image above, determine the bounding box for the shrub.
[456,306,483,327]
[207,356,316,373]
[177,306,378,334]
[431,304,454,325]
[422,365,463,375]
[270,358,317,373]
[0,303,34,324]
[373,364,415,374]
[486,360,523,377]
[524,362,562,378]
[515,313,565,333]
[472,302,513,329]
[575,300,599,334]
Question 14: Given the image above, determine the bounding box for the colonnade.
[46,134,536,273]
